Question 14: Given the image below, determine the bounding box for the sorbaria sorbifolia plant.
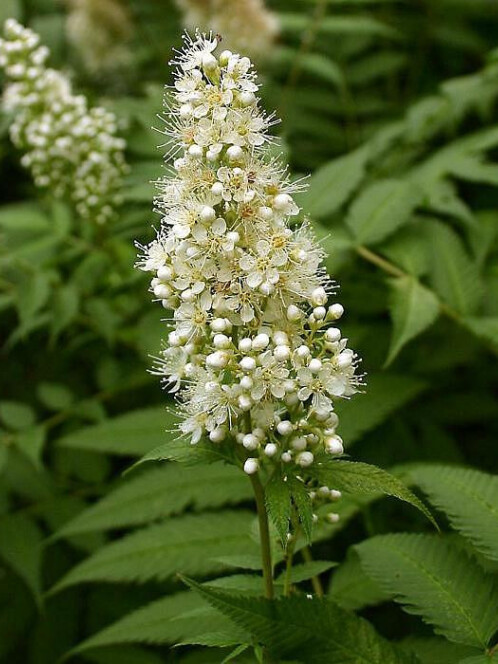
[0,19,127,224]
[139,32,363,598]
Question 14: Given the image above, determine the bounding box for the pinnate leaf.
[408,464,498,562]
[51,511,259,593]
[183,577,415,663]
[309,459,436,526]
[356,534,498,648]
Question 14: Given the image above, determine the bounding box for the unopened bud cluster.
[176,0,278,61]
[139,33,362,479]
[0,19,127,224]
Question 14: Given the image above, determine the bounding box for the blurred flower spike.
[0,18,127,224]
[138,32,363,479]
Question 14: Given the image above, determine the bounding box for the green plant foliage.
[1,0,498,661]
[184,577,415,663]
[408,465,498,562]
[386,276,440,365]
[54,463,252,538]
[355,534,498,648]
[309,460,436,525]
[51,511,260,592]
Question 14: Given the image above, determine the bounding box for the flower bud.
[243,458,259,475]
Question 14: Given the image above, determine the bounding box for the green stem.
[250,473,274,600]
[301,546,324,598]
[283,535,297,597]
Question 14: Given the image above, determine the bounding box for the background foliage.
[1,0,498,662]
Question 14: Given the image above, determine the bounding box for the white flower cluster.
[0,19,127,224]
[65,0,132,75]
[176,0,279,61]
[139,33,362,478]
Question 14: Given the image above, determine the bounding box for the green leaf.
[408,464,498,562]
[36,382,75,411]
[329,550,390,610]
[309,460,436,526]
[0,514,42,606]
[449,157,498,186]
[334,374,427,446]
[68,592,203,653]
[50,511,260,593]
[356,534,498,648]
[289,476,314,543]
[54,463,252,537]
[82,645,166,664]
[386,276,440,365]
[0,401,36,431]
[276,561,336,585]
[401,638,479,664]
[299,147,368,219]
[183,577,414,663]
[129,435,236,470]
[265,472,292,546]
[426,220,483,314]
[459,656,498,664]
[279,13,399,39]
[463,317,498,353]
[345,179,422,245]
[15,426,46,468]
[16,271,51,326]
[56,407,176,456]
[50,284,80,339]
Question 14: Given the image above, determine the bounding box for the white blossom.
[0,19,127,224]
[138,33,363,483]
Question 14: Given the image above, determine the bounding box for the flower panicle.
[0,18,128,224]
[138,33,363,522]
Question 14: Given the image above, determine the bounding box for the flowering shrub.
[140,33,361,484]
[0,19,127,223]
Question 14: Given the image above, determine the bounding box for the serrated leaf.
[54,463,252,537]
[56,407,177,456]
[426,220,483,314]
[289,476,314,543]
[401,638,478,664]
[50,511,259,593]
[129,435,236,471]
[334,374,427,446]
[68,592,202,653]
[309,460,436,526]
[356,534,498,648]
[265,472,292,546]
[183,577,414,663]
[386,276,440,365]
[299,147,368,219]
[408,464,498,562]
[345,179,422,245]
